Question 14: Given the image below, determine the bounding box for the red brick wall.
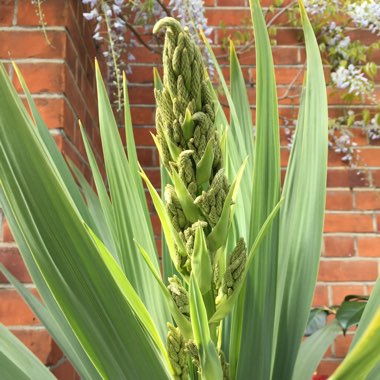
[0,0,379,378]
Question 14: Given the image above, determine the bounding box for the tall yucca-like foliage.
[0,1,379,379]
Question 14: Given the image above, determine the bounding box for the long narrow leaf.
[237,0,281,378]
[272,1,329,378]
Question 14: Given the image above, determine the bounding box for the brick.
[324,213,374,233]
[2,218,14,242]
[373,170,380,188]
[13,63,65,94]
[334,335,353,358]
[0,0,14,26]
[0,31,66,59]
[358,149,380,167]
[52,359,80,380]
[326,191,353,211]
[357,237,380,257]
[217,0,245,6]
[0,247,32,283]
[0,289,40,325]
[355,191,380,210]
[33,98,65,130]
[136,148,157,167]
[206,9,251,26]
[313,285,328,307]
[318,261,378,282]
[11,329,61,364]
[323,236,355,258]
[327,169,370,188]
[317,360,342,376]
[150,214,161,237]
[331,285,367,304]
[133,127,156,146]
[17,0,69,26]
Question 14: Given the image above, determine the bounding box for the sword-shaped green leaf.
[236,0,281,378]
[272,1,329,378]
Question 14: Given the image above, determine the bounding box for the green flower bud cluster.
[185,340,200,369]
[217,239,247,303]
[153,17,248,378]
[194,169,229,227]
[165,185,189,232]
[167,323,188,380]
[154,17,228,274]
[168,275,190,320]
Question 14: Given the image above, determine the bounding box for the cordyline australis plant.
[0,0,380,379]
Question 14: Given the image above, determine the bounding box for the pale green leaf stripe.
[95,62,170,338]
[12,63,97,234]
[189,275,223,379]
[330,309,380,380]
[0,324,55,380]
[0,189,101,379]
[237,0,281,379]
[272,1,329,378]
[0,63,169,379]
[292,320,341,380]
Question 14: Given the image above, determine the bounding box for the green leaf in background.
[336,299,367,334]
[272,1,329,378]
[305,308,329,336]
[189,275,223,379]
[0,324,56,380]
[236,0,281,378]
